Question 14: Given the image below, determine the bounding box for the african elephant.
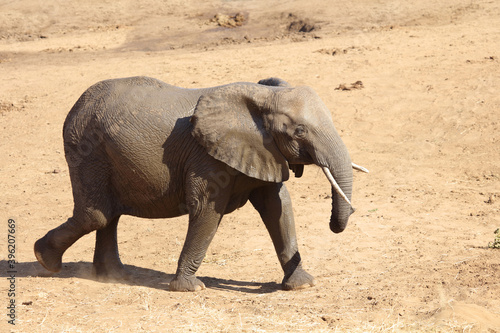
[34,76,367,291]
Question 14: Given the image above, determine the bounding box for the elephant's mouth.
[289,164,304,177]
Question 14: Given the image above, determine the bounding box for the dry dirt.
[1,0,500,332]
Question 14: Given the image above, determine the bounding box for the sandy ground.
[1,0,500,331]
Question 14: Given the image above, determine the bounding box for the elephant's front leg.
[250,183,315,290]
[169,202,223,292]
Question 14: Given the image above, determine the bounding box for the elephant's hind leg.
[250,183,315,290]
[93,216,130,281]
[34,208,119,274]
[34,214,96,273]
[34,155,118,274]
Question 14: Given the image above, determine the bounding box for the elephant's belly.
[223,177,265,214]
[123,194,188,219]
[224,193,251,215]
[108,161,187,219]
[105,139,189,218]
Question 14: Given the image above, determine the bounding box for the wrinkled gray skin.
[34,76,354,291]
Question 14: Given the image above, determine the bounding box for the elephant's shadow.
[0,260,280,294]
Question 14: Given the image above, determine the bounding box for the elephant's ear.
[190,84,290,183]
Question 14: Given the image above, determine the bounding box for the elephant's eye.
[294,125,307,139]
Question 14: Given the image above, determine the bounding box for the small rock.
[335,81,364,91]
[211,13,245,28]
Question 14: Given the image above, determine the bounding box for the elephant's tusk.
[322,167,352,206]
[352,162,369,173]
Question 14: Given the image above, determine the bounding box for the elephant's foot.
[34,235,63,273]
[169,275,206,292]
[93,261,131,282]
[282,267,316,291]
[34,219,87,273]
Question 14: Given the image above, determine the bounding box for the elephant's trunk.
[321,151,354,234]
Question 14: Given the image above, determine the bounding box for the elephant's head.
[190,79,359,233]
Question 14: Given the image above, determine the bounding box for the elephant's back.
[63,76,200,145]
